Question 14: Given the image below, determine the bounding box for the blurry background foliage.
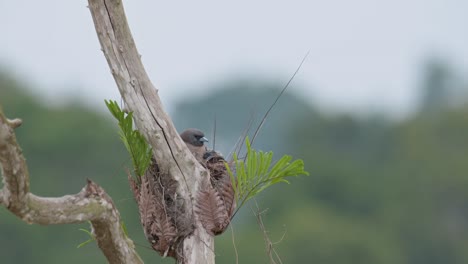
[1,56,468,264]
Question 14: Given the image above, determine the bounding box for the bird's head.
[180,128,208,147]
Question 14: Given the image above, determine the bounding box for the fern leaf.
[227,136,309,213]
[196,188,230,235]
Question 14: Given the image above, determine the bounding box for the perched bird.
[180,128,236,235]
[180,128,209,162]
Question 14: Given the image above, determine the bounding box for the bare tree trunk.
[87,0,215,263]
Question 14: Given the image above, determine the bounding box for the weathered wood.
[87,0,215,263]
[0,110,143,264]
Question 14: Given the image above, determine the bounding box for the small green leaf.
[78,228,93,237]
[77,239,94,249]
[77,228,95,249]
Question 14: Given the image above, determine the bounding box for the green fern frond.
[105,100,152,182]
[226,137,309,212]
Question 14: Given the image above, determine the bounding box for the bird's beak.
[199,137,209,143]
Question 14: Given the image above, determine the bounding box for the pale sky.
[1,0,467,117]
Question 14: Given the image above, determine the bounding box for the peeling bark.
[0,110,143,264]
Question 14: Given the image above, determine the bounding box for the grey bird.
[180,128,209,162]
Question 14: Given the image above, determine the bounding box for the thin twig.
[252,200,284,264]
[236,115,254,157]
[250,50,310,147]
[212,115,217,150]
[229,112,255,161]
[273,227,287,246]
[236,110,255,159]
[230,224,239,264]
[134,241,156,251]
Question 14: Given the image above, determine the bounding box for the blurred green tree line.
[1,59,468,263]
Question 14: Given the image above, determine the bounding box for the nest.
[196,151,236,235]
[128,150,237,259]
[128,158,194,258]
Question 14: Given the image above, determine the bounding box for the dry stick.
[271,223,287,263]
[227,54,309,263]
[230,224,240,264]
[228,119,250,160]
[250,50,311,147]
[133,241,156,251]
[229,52,309,262]
[252,200,284,264]
[230,111,255,160]
[212,115,217,150]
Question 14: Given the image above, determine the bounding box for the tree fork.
[0,109,143,263]
[87,0,215,263]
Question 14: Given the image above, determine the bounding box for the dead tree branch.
[0,110,143,263]
[87,0,215,263]
[253,201,284,264]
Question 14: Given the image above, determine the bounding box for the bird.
[180,128,209,162]
[180,128,236,235]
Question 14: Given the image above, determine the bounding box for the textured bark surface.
[0,110,143,264]
[87,0,215,263]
